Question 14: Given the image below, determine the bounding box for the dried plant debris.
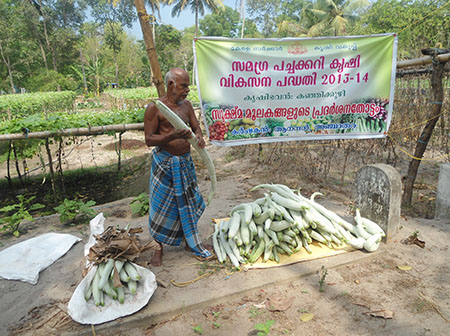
[88,226,160,264]
[401,231,425,248]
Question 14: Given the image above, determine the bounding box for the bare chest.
[159,106,190,130]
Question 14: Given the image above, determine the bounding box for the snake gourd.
[154,100,216,205]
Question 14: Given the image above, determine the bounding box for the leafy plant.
[192,325,203,334]
[0,108,145,136]
[319,265,328,292]
[130,193,149,216]
[0,91,77,119]
[254,319,275,336]
[0,195,44,237]
[54,198,96,225]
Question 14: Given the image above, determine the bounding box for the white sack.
[0,233,81,284]
[84,212,105,262]
[67,262,157,325]
[68,212,157,324]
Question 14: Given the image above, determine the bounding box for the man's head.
[165,68,190,102]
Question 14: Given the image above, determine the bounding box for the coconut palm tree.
[304,0,368,36]
[169,0,224,36]
[277,0,368,37]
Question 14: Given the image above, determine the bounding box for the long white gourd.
[155,100,217,205]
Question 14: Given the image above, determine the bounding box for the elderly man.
[144,68,213,266]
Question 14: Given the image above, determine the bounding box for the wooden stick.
[397,52,450,69]
[419,291,450,323]
[0,123,144,142]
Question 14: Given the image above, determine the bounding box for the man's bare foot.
[150,243,163,267]
[203,243,213,252]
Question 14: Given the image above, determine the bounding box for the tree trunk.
[402,60,445,207]
[195,0,199,37]
[114,52,119,85]
[79,47,88,94]
[38,38,48,70]
[240,0,246,38]
[0,40,15,93]
[134,0,165,97]
[35,0,60,91]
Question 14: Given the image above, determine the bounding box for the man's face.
[172,72,190,102]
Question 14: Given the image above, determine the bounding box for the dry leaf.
[87,225,159,264]
[401,234,425,248]
[265,297,294,312]
[300,313,314,322]
[397,265,412,271]
[253,301,266,309]
[352,302,370,309]
[363,309,394,319]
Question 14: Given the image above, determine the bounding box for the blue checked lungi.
[148,147,212,258]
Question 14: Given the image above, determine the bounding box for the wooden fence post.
[402,51,447,207]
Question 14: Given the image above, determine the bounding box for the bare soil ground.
[0,133,449,336]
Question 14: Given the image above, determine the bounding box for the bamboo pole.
[0,123,144,142]
[134,0,166,97]
[397,52,450,69]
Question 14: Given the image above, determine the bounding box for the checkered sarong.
[148,148,211,258]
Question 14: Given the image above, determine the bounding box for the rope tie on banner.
[386,133,450,161]
[389,109,448,133]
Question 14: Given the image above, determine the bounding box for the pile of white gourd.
[212,184,385,268]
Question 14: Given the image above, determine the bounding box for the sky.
[125,0,240,39]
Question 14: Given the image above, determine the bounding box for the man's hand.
[196,134,206,149]
[171,129,192,140]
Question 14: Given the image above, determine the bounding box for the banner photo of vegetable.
[193,34,398,146]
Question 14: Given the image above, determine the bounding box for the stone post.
[355,164,402,241]
[435,163,450,219]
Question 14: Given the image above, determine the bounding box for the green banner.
[194,34,397,146]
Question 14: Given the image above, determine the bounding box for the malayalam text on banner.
[193,34,398,146]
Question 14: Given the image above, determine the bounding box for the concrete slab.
[66,243,382,335]
[56,176,387,335]
[436,163,450,219]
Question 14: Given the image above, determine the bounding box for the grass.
[248,306,264,318]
